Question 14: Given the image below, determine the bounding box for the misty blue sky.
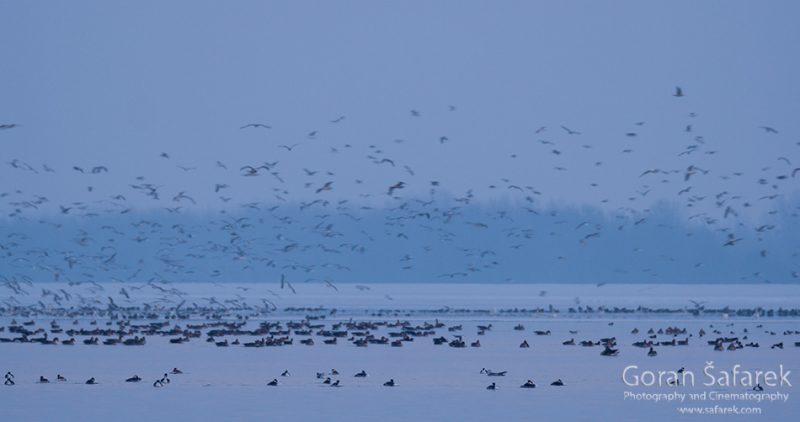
[1,1,799,284]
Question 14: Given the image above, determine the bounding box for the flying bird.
[278,144,299,152]
[316,181,333,194]
[387,182,406,196]
[723,233,741,247]
[560,126,581,135]
[240,123,271,129]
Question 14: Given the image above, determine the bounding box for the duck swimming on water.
[480,368,507,377]
[601,346,619,356]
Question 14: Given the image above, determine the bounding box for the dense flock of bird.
[3,313,798,390]
[1,87,799,298]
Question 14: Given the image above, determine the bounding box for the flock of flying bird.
[1,87,799,297]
